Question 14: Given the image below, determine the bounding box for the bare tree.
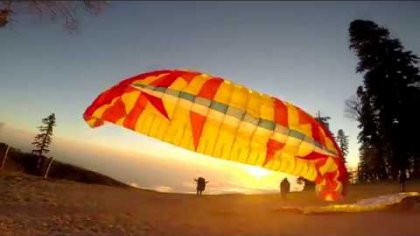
[0,1,108,32]
[344,86,365,121]
[344,95,362,121]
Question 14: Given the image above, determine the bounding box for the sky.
[1,1,419,194]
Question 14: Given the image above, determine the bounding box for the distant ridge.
[0,142,130,188]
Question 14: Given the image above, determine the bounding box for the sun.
[243,165,272,179]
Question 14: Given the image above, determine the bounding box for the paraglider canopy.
[84,69,348,201]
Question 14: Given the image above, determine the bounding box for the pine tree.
[349,20,420,184]
[356,86,387,181]
[336,129,349,159]
[32,113,56,171]
[314,111,333,137]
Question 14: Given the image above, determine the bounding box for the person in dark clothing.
[194,177,208,196]
[280,177,290,200]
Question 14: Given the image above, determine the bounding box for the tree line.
[347,20,420,186]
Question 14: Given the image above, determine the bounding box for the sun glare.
[243,165,272,179]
